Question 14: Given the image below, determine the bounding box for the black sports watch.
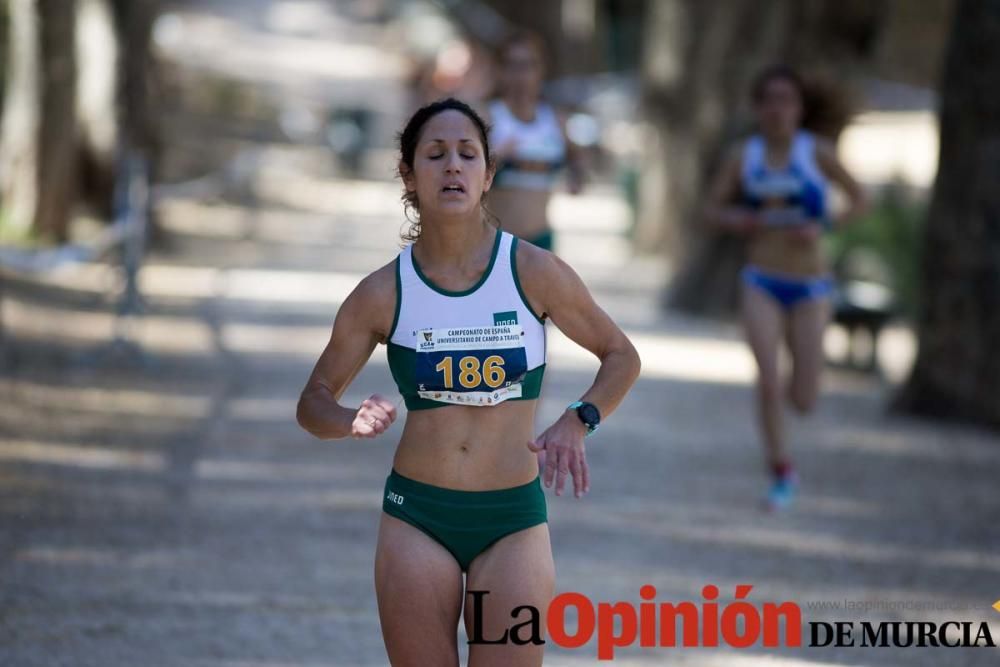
[567,401,600,436]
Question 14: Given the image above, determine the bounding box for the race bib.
[414,325,528,406]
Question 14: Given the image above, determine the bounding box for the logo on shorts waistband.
[386,491,404,506]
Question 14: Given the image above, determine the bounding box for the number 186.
[435,355,506,389]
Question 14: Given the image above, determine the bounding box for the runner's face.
[406,110,493,218]
[755,77,803,139]
[500,42,543,100]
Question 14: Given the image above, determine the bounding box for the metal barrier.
[0,150,151,369]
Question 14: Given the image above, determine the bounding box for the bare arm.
[527,251,640,417]
[296,262,397,440]
[557,110,586,195]
[815,138,870,227]
[519,244,641,496]
[484,101,523,165]
[703,143,760,234]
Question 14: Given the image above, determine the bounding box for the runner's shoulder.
[339,259,397,332]
[514,235,581,299]
[514,234,561,281]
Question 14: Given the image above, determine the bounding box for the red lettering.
[548,593,595,648]
[597,602,637,660]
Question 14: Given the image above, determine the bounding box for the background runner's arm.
[558,111,585,194]
[297,267,394,439]
[814,139,869,227]
[704,144,760,233]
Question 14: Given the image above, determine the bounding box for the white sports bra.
[489,100,566,191]
[386,229,547,410]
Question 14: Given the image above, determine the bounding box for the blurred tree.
[34,0,79,241]
[894,0,1000,428]
[110,0,157,156]
[0,0,40,237]
[0,0,78,241]
[479,0,600,79]
[0,0,158,242]
[638,0,889,315]
[0,3,8,107]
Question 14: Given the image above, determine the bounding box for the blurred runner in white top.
[486,30,585,254]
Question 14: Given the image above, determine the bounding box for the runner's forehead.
[503,43,541,66]
[418,111,482,146]
[759,78,800,100]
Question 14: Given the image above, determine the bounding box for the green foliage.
[0,206,40,247]
[618,165,640,237]
[826,183,926,319]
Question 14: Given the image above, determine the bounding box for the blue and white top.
[489,100,566,191]
[741,130,830,228]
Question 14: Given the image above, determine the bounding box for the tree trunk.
[0,0,41,236]
[110,0,156,152]
[0,0,77,242]
[109,0,161,243]
[0,0,160,244]
[894,0,1000,428]
[76,0,119,220]
[33,0,78,242]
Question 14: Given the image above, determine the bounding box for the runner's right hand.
[352,394,397,438]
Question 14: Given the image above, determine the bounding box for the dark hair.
[750,64,852,140]
[397,97,495,242]
[751,64,805,105]
[497,29,547,68]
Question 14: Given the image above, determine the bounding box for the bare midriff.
[747,227,827,276]
[392,399,539,490]
[488,187,551,241]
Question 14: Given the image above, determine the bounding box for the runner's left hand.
[527,412,589,498]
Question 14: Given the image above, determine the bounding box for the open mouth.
[441,184,465,193]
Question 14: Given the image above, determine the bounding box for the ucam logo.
[418,329,435,350]
[493,311,518,326]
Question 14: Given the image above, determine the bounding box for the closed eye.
[428,153,476,160]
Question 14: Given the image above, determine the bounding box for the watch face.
[578,404,600,427]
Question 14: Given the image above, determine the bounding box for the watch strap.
[567,401,599,436]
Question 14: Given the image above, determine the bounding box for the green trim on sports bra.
[509,237,547,325]
[387,256,402,340]
[410,228,502,297]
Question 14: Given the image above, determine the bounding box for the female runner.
[486,30,585,253]
[297,98,640,665]
[704,65,867,509]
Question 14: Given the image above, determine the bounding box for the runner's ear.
[398,161,415,192]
